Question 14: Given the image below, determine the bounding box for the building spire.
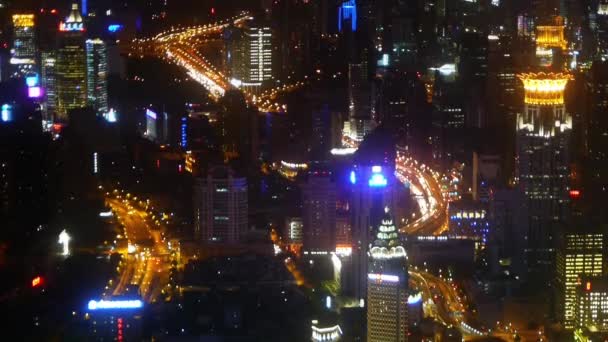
[369,208,406,259]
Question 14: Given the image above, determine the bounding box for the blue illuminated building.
[338,0,357,32]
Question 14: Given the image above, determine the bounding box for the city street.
[103,194,174,303]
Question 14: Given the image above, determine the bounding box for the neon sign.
[59,22,84,32]
[108,24,123,33]
[26,75,39,87]
[28,86,42,98]
[368,273,399,282]
[87,299,143,310]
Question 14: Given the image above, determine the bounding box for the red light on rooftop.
[569,190,581,199]
[51,9,57,14]
[31,276,42,287]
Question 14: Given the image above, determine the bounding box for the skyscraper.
[56,3,87,121]
[86,39,108,115]
[367,208,408,342]
[585,62,608,204]
[342,63,375,148]
[348,134,399,301]
[555,227,607,329]
[193,166,248,244]
[302,168,336,254]
[41,52,57,126]
[244,26,273,87]
[517,72,572,276]
[10,14,36,77]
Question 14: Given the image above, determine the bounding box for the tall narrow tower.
[86,39,108,115]
[516,72,572,275]
[56,3,87,121]
[10,14,36,77]
[367,208,408,342]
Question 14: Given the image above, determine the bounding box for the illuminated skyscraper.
[244,26,273,86]
[56,3,87,121]
[11,14,36,77]
[535,16,567,67]
[193,166,248,244]
[516,72,572,276]
[41,52,57,124]
[86,39,108,115]
[367,208,408,342]
[555,228,606,329]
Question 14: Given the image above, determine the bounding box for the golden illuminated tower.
[516,72,573,276]
[535,16,567,67]
[11,14,36,76]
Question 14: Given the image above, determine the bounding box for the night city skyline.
[2,0,608,341]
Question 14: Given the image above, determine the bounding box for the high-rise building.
[86,39,108,115]
[516,72,572,276]
[367,208,408,342]
[56,3,87,121]
[585,62,608,205]
[430,74,465,166]
[231,26,272,89]
[555,228,607,329]
[10,14,36,77]
[348,135,399,301]
[574,275,608,335]
[302,168,336,255]
[193,166,248,244]
[342,63,375,148]
[41,52,57,126]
